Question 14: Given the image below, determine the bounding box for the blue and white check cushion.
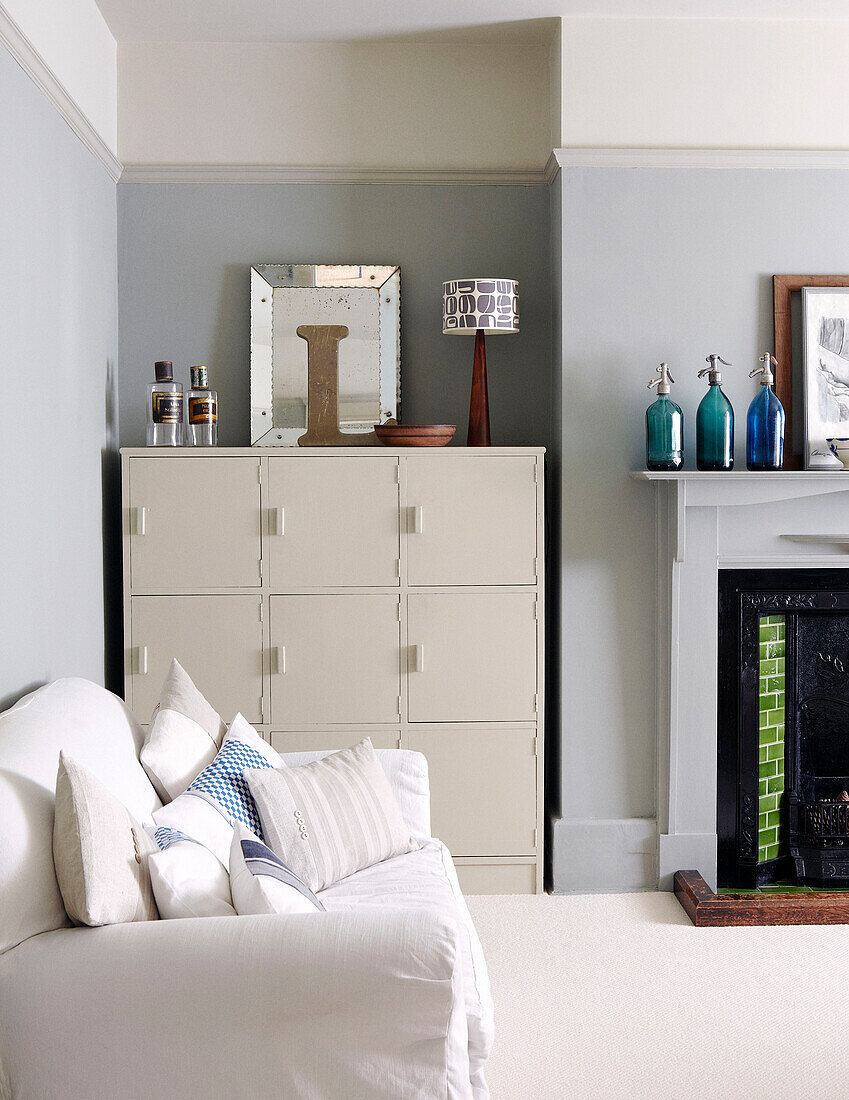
[153,826,199,851]
[152,713,283,864]
[229,823,325,916]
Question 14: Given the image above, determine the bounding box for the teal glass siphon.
[746,353,785,470]
[696,354,734,470]
[646,363,683,471]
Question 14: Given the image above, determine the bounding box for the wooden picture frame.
[774,274,849,470]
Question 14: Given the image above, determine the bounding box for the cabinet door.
[405,456,538,585]
[129,457,261,591]
[129,595,264,723]
[407,592,537,722]
[270,730,401,754]
[270,595,401,725]
[267,457,399,588]
[405,728,537,856]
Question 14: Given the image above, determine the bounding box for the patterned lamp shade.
[443,279,519,335]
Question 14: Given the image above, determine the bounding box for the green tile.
[760,793,780,813]
[767,810,781,827]
[760,659,778,676]
[759,779,769,798]
[765,641,786,660]
[766,708,785,727]
[760,760,778,780]
[759,693,779,712]
[767,742,784,762]
[758,745,768,763]
[768,775,785,794]
[764,843,781,861]
[760,726,779,746]
[759,826,778,846]
[766,676,784,693]
[760,624,780,643]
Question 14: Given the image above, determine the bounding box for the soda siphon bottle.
[646,363,683,471]
[746,353,785,470]
[696,354,734,470]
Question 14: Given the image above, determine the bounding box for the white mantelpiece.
[635,470,849,890]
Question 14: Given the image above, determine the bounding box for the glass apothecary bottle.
[185,366,218,446]
[746,353,784,470]
[646,362,683,471]
[696,354,734,471]
[146,361,183,447]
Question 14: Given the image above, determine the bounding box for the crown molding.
[553,147,849,170]
[0,4,121,183]
[118,163,549,185]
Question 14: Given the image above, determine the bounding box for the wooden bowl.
[374,424,457,447]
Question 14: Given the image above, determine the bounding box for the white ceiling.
[94,0,849,44]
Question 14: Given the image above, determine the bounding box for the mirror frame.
[250,264,401,446]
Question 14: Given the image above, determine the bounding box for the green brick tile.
[760,793,779,813]
[766,676,784,693]
[768,775,785,794]
[758,745,768,763]
[764,843,781,861]
[760,624,780,643]
[759,826,778,846]
[767,742,784,762]
[759,760,778,780]
[767,810,781,827]
[766,708,785,727]
[764,641,786,659]
[760,659,778,676]
[759,725,779,746]
[759,778,769,798]
[759,693,779,712]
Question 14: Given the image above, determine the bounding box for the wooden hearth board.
[675,870,849,926]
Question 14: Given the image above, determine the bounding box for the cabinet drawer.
[270,595,401,725]
[407,592,538,722]
[270,730,401,754]
[405,456,538,585]
[266,457,399,587]
[405,727,537,856]
[455,862,537,895]
[129,595,263,723]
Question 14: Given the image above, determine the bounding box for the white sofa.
[0,679,493,1100]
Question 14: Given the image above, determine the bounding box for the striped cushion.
[244,738,418,892]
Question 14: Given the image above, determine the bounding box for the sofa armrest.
[280,748,432,838]
[0,910,470,1100]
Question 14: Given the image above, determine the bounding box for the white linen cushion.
[148,827,235,918]
[0,679,160,954]
[152,714,282,864]
[140,659,226,803]
[245,738,419,893]
[53,752,159,926]
[229,823,325,915]
[320,837,493,1095]
[280,748,431,839]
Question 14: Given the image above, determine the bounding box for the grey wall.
[552,166,849,892]
[0,44,118,709]
[116,184,551,450]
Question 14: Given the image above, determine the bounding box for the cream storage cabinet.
[122,447,545,893]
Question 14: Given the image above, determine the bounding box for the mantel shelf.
[633,469,849,509]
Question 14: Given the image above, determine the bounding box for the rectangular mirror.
[250,264,400,445]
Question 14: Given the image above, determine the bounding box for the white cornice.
[553,147,849,169]
[0,4,121,183]
[118,164,549,186]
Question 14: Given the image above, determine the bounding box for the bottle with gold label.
[185,366,218,446]
[146,361,183,446]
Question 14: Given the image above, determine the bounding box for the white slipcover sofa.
[0,679,493,1099]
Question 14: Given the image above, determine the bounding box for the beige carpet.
[465,891,849,1100]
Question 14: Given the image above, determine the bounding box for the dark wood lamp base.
[467,329,491,447]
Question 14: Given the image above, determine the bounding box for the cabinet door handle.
[411,505,424,534]
[412,644,424,672]
[137,646,148,675]
[135,507,147,536]
[273,645,286,674]
[272,507,285,535]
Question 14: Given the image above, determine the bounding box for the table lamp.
[443,278,519,446]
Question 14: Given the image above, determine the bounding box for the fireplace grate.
[796,801,849,849]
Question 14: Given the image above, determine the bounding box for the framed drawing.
[773,274,849,470]
[802,287,849,469]
[250,264,400,446]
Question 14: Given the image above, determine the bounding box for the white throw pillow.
[148,827,235,919]
[140,659,226,803]
[245,738,419,893]
[53,752,159,926]
[152,714,282,864]
[229,823,324,916]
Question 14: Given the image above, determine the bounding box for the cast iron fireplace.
[718,569,849,889]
